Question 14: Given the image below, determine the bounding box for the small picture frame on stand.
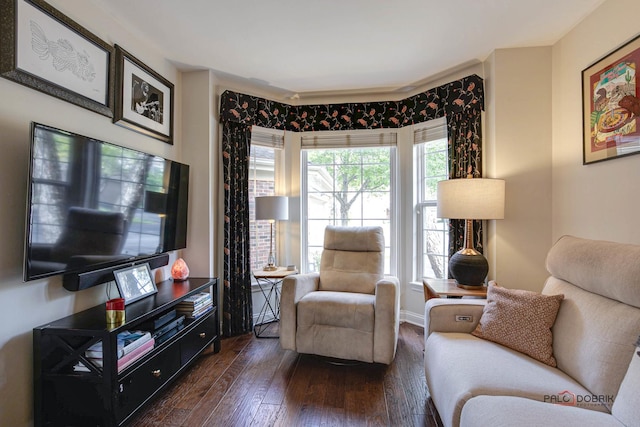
[113,263,157,305]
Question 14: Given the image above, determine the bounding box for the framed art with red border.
[582,34,640,164]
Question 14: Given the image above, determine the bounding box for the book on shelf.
[177,300,211,315]
[187,303,214,320]
[155,324,185,346]
[152,315,185,339]
[75,337,155,373]
[116,338,155,372]
[73,363,91,373]
[140,309,177,331]
[177,292,211,308]
[81,337,155,373]
[85,330,152,359]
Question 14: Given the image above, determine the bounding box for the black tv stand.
[33,277,220,426]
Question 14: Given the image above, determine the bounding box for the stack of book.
[176,292,213,319]
[74,330,154,373]
[143,309,186,346]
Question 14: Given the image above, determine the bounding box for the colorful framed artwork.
[582,34,640,164]
[113,263,157,305]
[113,45,174,144]
[0,0,114,117]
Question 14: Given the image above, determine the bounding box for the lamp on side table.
[255,196,289,271]
[437,176,505,288]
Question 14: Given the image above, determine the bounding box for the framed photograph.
[0,0,114,117]
[113,263,157,305]
[114,45,174,144]
[582,34,640,164]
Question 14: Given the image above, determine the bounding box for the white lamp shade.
[255,196,289,221]
[437,178,505,220]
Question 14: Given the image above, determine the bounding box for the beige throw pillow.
[472,282,564,367]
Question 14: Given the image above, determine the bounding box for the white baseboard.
[400,309,424,328]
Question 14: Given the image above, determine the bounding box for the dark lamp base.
[449,250,488,287]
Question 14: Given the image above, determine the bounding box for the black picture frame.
[113,263,157,305]
[582,33,640,164]
[114,45,174,144]
[0,0,114,117]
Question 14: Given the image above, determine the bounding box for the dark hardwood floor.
[129,322,439,427]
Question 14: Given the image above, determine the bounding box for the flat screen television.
[24,123,189,285]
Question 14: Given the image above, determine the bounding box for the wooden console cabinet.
[33,277,220,426]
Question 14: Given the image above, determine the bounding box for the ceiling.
[91,0,605,100]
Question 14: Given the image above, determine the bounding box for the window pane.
[415,121,449,279]
[307,220,330,247]
[424,177,440,201]
[307,192,336,220]
[307,247,323,273]
[303,146,394,274]
[249,145,277,272]
[420,205,449,279]
[419,138,448,203]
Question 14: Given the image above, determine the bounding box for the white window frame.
[414,118,449,280]
[300,129,398,276]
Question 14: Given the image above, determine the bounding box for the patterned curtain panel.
[221,121,253,336]
[447,108,483,257]
[219,74,484,335]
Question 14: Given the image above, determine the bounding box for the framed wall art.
[0,0,114,117]
[582,34,640,164]
[114,45,174,144]
[113,263,157,305]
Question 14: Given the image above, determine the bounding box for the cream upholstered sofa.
[424,235,640,427]
[280,225,400,364]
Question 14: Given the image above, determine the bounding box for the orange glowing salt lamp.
[171,258,189,281]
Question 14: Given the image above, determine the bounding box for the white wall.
[0,1,200,425]
[181,70,219,278]
[485,47,553,292]
[551,0,640,244]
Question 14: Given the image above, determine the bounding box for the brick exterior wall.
[249,180,276,271]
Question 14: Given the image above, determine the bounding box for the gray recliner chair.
[279,225,400,364]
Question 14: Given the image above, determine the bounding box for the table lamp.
[437,177,505,288]
[255,196,289,271]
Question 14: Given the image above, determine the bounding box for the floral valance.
[220,74,483,131]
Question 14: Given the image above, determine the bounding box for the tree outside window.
[303,147,393,274]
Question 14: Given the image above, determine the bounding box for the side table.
[423,278,487,301]
[253,267,298,338]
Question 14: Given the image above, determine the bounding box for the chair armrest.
[373,276,400,364]
[424,299,486,340]
[279,272,320,351]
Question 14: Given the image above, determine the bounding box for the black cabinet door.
[117,344,181,422]
[180,311,217,365]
